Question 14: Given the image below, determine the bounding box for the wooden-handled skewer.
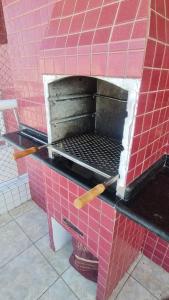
[13,144,50,160]
[74,175,119,209]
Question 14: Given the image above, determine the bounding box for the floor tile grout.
[113,274,130,300]
[112,253,144,299]
[0,217,13,229]
[0,201,166,300]
[8,206,80,300]
[33,240,60,274]
[9,202,41,220]
[36,278,59,300]
[127,252,143,275]
[130,274,160,300]
[33,238,80,300]
[61,276,81,300]
[0,242,33,270]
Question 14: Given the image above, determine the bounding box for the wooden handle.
[13,147,38,160]
[74,184,106,209]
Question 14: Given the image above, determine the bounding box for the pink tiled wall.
[25,157,47,211]
[143,231,169,273]
[44,164,145,300]
[127,0,169,184]
[1,0,149,132]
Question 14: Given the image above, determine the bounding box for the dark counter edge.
[4,131,169,243]
[116,199,169,243]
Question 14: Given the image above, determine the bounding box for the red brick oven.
[1,0,169,299]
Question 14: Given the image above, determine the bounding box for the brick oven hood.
[41,0,149,79]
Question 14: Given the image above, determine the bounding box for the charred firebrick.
[47,76,128,181]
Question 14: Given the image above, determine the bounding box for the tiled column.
[43,164,145,300]
[26,157,47,211]
[97,214,145,300]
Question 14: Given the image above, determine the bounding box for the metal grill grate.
[52,133,123,178]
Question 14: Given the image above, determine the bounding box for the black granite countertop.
[3,131,169,243]
[116,166,169,242]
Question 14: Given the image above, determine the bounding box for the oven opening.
[47,76,128,180]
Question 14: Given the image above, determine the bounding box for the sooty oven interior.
[48,76,128,183]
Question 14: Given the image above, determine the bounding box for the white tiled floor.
[0,200,169,300]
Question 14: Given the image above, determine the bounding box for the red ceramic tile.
[134,163,142,179]
[98,4,118,27]
[132,20,147,39]
[107,51,127,77]
[149,69,161,91]
[156,0,165,15]
[149,10,157,39]
[156,14,166,42]
[83,9,100,30]
[137,93,147,115]
[89,197,101,211]
[134,115,144,135]
[41,37,56,50]
[126,51,144,77]
[100,226,113,242]
[139,131,149,149]
[99,237,112,253]
[153,43,165,68]
[163,46,169,69]
[91,53,107,76]
[77,54,90,75]
[58,17,71,35]
[159,70,168,90]
[88,0,102,9]
[143,113,152,131]
[44,57,54,73]
[79,31,94,45]
[89,205,101,222]
[101,202,116,220]
[136,148,146,165]
[126,169,135,184]
[68,181,78,195]
[128,153,137,170]
[140,68,152,92]
[166,20,169,44]
[131,135,141,153]
[138,0,149,18]
[75,0,88,12]
[62,0,76,16]
[146,92,156,112]
[53,55,65,73]
[51,1,64,19]
[144,39,156,67]
[166,0,169,18]
[154,91,164,109]
[109,41,128,51]
[93,27,111,44]
[65,55,77,74]
[89,217,100,233]
[151,110,160,127]
[116,0,140,24]
[111,23,133,41]
[55,36,67,48]
[92,44,108,53]
[69,13,84,33]
[100,214,115,232]
[66,33,79,47]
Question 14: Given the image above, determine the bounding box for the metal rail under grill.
[52,133,123,178]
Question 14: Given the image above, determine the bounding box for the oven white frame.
[43,74,141,198]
